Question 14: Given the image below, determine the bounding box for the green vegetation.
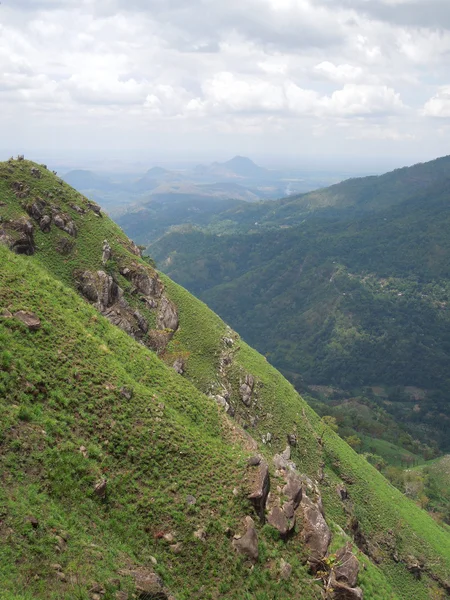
[1,158,450,599]
[145,157,450,455]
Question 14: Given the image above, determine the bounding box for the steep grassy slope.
[1,158,450,599]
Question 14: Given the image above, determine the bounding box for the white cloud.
[423,86,450,118]
[321,84,405,116]
[0,0,448,160]
[314,61,363,83]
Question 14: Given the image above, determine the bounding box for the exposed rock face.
[273,446,297,472]
[298,491,331,566]
[124,265,163,300]
[157,296,179,332]
[102,240,112,264]
[232,516,259,562]
[119,568,171,600]
[283,473,303,509]
[76,270,149,339]
[87,201,102,217]
[267,505,294,537]
[334,544,360,588]
[39,215,51,233]
[0,218,35,255]
[240,374,254,406]
[172,357,185,375]
[327,577,363,600]
[248,460,270,523]
[53,213,77,237]
[13,311,41,331]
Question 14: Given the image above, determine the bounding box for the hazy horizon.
[1,0,450,171]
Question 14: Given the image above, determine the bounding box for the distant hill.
[62,169,119,192]
[194,155,271,180]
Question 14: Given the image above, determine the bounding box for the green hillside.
[1,158,450,599]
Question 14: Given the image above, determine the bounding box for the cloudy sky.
[1,0,450,168]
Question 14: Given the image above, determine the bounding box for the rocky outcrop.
[53,212,77,237]
[118,568,173,600]
[76,270,148,339]
[0,218,35,255]
[327,576,363,600]
[102,240,112,264]
[240,374,254,406]
[13,310,41,330]
[172,357,185,375]
[333,544,360,588]
[267,504,295,537]
[247,459,270,522]
[232,516,259,562]
[87,201,102,217]
[122,264,163,305]
[298,489,331,567]
[157,296,179,333]
[30,167,41,178]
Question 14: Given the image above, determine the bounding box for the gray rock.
[56,236,75,255]
[239,374,254,406]
[87,201,102,216]
[334,543,360,588]
[232,516,258,562]
[120,387,133,400]
[157,296,179,332]
[30,167,41,178]
[53,213,77,237]
[248,460,270,523]
[327,576,363,600]
[39,215,51,233]
[119,568,170,600]
[267,505,295,537]
[124,265,163,300]
[172,357,185,375]
[247,456,261,467]
[298,491,331,565]
[283,474,303,509]
[94,478,107,499]
[279,558,292,580]
[14,310,41,331]
[186,494,196,506]
[102,240,112,264]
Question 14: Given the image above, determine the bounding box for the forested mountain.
[143,157,450,455]
[2,157,450,599]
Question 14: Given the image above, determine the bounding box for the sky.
[1,0,450,169]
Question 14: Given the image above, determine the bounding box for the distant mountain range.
[61,156,350,216]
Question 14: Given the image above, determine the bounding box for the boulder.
[94,478,107,499]
[119,568,170,600]
[327,576,363,600]
[283,474,303,509]
[87,201,102,217]
[157,296,179,332]
[39,215,51,233]
[298,492,331,565]
[14,311,41,331]
[102,240,112,264]
[172,357,185,375]
[267,505,294,537]
[279,558,292,580]
[2,218,36,255]
[124,265,163,300]
[239,374,254,406]
[248,460,270,522]
[334,543,360,588]
[30,167,41,178]
[77,270,148,339]
[53,214,77,237]
[232,516,259,562]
